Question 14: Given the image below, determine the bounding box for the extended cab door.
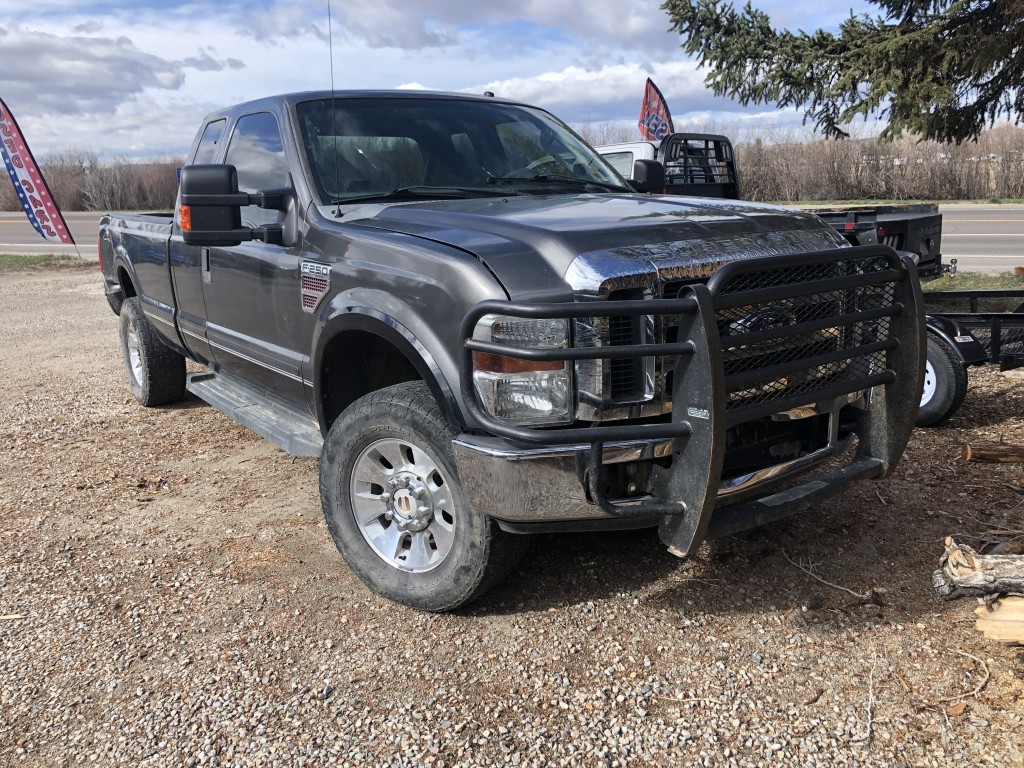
[169,117,226,365]
[199,111,310,408]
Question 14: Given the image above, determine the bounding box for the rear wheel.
[917,335,968,427]
[119,298,186,407]
[319,381,528,611]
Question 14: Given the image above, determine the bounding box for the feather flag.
[0,98,75,245]
[638,78,675,142]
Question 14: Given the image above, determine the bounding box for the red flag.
[0,98,75,245]
[638,78,675,142]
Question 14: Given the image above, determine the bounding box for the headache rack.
[460,245,923,553]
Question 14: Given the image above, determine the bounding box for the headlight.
[472,315,573,425]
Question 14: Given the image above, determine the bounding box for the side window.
[602,151,635,178]
[192,119,226,164]
[225,112,289,227]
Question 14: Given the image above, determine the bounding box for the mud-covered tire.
[319,381,528,612]
[917,334,968,427]
[118,297,186,407]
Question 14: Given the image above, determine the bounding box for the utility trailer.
[923,285,1024,369]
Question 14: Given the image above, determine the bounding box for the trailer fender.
[925,315,988,366]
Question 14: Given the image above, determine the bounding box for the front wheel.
[319,382,528,611]
[917,335,968,427]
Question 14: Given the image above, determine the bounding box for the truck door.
[169,118,226,365]
[200,111,309,409]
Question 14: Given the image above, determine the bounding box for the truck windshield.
[295,96,631,203]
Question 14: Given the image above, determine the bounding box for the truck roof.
[200,90,528,123]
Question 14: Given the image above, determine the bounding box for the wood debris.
[933,537,1024,600]
[961,441,1024,463]
[935,537,1024,644]
[975,596,1024,644]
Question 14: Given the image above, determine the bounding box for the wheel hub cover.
[389,476,432,532]
[349,437,456,573]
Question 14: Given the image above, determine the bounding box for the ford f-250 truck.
[100,91,925,611]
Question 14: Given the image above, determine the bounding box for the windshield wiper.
[486,175,632,193]
[333,185,515,206]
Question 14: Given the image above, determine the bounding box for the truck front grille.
[711,254,896,420]
[597,250,902,424]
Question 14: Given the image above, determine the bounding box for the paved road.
[2,204,1023,273]
[0,211,102,258]
[938,204,1024,273]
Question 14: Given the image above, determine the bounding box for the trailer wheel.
[119,298,186,407]
[319,381,528,611]
[917,335,968,427]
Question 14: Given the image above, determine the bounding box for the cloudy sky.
[0,0,872,157]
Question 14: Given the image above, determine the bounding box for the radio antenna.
[327,0,341,216]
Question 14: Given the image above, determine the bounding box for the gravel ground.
[2,265,1023,767]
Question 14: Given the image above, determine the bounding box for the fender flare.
[312,308,463,432]
[107,253,139,310]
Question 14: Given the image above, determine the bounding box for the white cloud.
[0,0,866,157]
[470,61,726,122]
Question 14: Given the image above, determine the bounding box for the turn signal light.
[472,351,564,373]
[178,204,192,231]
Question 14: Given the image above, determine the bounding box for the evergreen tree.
[661,0,1024,142]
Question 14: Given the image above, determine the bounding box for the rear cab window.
[192,119,227,164]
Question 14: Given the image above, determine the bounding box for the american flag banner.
[0,98,75,245]
[638,78,675,142]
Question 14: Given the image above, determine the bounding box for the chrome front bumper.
[452,393,863,528]
[452,434,673,525]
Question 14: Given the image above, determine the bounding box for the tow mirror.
[179,164,290,247]
[630,159,665,194]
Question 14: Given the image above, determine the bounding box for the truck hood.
[348,193,847,299]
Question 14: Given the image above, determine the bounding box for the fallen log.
[933,537,1024,600]
[961,442,1024,463]
[975,597,1024,644]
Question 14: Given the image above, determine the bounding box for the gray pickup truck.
[100,90,925,611]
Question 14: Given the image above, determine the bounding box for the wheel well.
[117,266,137,298]
[320,330,423,427]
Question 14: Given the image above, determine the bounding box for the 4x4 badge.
[300,261,332,313]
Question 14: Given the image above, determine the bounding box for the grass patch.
[0,253,93,273]
[923,271,1024,313]
[924,271,1024,291]
[773,198,1024,207]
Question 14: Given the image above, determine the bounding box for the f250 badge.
[300,261,332,314]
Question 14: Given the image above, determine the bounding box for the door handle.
[201,248,211,284]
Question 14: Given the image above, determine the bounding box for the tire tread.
[119,298,186,407]
[917,335,968,427]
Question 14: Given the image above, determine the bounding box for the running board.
[186,372,324,458]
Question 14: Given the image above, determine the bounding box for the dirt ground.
[1,265,1023,767]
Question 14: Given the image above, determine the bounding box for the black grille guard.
[460,245,925,554]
